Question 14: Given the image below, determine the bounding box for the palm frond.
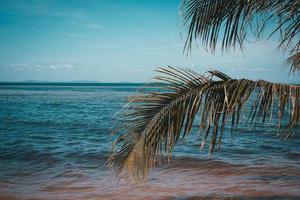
[181,0,300,72]
[108,66,300,182]
[286,52,300,74]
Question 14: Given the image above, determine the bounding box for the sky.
[0,0,299,83]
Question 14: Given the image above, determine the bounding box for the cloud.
[9,63,75,71]
[70,20,104,30]
[227,66,273,72]
[85,23,104,30]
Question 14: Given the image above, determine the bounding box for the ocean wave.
[1,84,300,200]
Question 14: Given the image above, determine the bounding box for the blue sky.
[0,0,299,83]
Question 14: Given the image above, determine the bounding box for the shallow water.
[0,83,299,200]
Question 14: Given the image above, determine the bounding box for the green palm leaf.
[108,66,300,182]
[181,0,300,72]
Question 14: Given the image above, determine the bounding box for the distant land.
[0,81,145,86]
[20,80,102,83]
[0,80,298,86]
[16,80,109,83]
[0,80,136,84]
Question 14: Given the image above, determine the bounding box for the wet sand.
[1,158,300,200]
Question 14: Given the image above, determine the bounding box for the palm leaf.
[286,52,300,74]
[108,66,300,182]
[181,0,300,72]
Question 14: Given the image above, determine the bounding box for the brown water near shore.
[1,158,300,200]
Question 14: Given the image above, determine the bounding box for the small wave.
[286,151,300,159]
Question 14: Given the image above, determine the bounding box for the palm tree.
[107,0,300,182]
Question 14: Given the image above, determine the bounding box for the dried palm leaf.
[108,66,300,182]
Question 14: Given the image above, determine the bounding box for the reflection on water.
[0,84,299,200]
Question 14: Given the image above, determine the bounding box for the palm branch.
[181,0,300,72]
[108,66,300,182]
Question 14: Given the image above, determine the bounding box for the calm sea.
[0,83,300,200]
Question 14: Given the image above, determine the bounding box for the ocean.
[0,83,299,200]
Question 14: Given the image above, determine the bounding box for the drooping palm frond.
[286,52,300,74]
[108,66,300,182]
[181,0,300,72]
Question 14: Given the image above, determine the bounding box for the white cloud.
[9,63,75,71]
[70,20,104,30]
[85,23,104,30]
[227,66,273,72]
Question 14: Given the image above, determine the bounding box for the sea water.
[0,83,299,200]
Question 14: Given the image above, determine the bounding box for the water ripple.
[0,84,299,200]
